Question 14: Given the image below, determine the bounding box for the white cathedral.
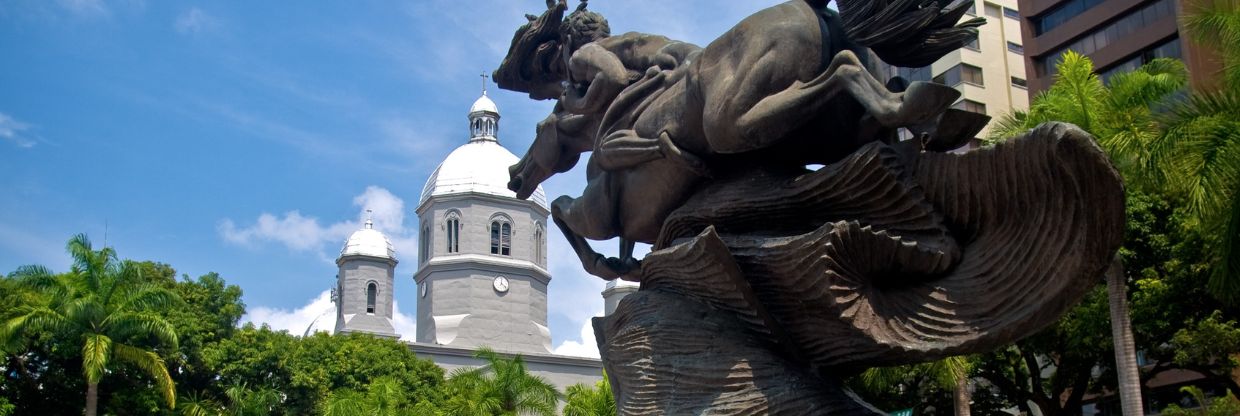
[331,89,636,391]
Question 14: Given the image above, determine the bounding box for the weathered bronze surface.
[499,1,1125,413]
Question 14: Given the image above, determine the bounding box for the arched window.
[420,224,430,263]
[446,213,460,253]
[366,282,377,314]
[534,223,544,266]
[490,219,511,256]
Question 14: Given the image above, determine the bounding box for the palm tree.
[986,52,1187,416]
[859,356,972,415]
[1,234,181,416]
[563,371,615,416]
[1158,0,1240,305]
[442,347,560,416]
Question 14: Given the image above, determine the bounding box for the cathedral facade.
[335,89,608,392]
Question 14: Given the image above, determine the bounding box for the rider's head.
[561,7,609,53]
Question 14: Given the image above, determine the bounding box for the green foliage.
[1160,386,1240,416]
[1182,0,1240,88]
[563,371,615,416]
[201,326,446,415]
[441,347,560,416]
[1,234,182,414]
[319,377,440,416]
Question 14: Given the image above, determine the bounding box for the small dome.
[340,220,396,260]
[419,140,548,210]
[469,93,499,115]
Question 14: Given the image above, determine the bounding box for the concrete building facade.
[884,0,1031,142]
[1016,0,1219,93]
[334,217,399,338]
[405,90,603,393]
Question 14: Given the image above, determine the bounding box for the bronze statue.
[496,1,1125,413]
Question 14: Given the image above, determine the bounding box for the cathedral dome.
[418,141,548,210]
[418,90,548,210]
[339,219,396,260]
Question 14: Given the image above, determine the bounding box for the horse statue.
[495,1,1127,413]
[499,0,989,280]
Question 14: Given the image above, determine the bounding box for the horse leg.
[551,193,638,281]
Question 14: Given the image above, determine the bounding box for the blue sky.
[0,0,790,356]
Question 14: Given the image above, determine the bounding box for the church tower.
[414,88,553,354]
[334,213,399,338]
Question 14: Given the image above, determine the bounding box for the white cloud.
[0,112,37,148]
[218,186,417,261]
[242,289,337,337]
[552,310,602,358]
[174,7,217,35]
[243,289,418,341]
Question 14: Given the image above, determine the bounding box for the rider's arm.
[563,43,628,114]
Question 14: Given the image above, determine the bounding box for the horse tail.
[833,0,985,68]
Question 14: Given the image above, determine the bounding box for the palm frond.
[119,284,184,312]
[82,333,113,384]
[104,311,179,348]
[1181,0,1240,52]
[983,110,1033,143]
[177,392,222,416]
[113,341,177,408]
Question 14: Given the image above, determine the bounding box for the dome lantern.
[468,74,500,143]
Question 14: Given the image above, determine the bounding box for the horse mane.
[835,0,986,68]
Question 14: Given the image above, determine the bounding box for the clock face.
[492,276,510,293]
[420,283,428,298]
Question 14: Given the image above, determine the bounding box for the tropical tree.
[986,51,1189,415]
[442,348,560,416]
[563,371,615,416]
[0,234,182,416]
[1155,0,1240,305]
[1160,386,1240,416]
[852,356,980,415]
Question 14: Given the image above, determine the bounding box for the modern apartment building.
[1016,0,1220,93]
[880,0,1031,143]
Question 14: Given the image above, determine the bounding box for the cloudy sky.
[0,0,792,357]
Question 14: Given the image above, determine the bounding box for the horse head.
[493,0,611,101]
[508,111,591,200]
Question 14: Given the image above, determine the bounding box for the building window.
[445,213,460,253]
[953,99,987,115]
[1011,76,1027,88]
[420,224,429,263]
[534,223,544,265]
[490,219,511,256]
[1002,7,1019,20]
[1033,0,1105,35]
[1099,36,1182,84]
[366,282,377,314]
[934,64,983,87]
[897,65,932,83]
[1007,42,1024,55]
[965,38,980,51]
[984,3,1001,18]
[1036,0,1176,77]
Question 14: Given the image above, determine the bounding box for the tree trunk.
[1107,259,1144,416]
[85,381,98,416]
[954,375,971,416]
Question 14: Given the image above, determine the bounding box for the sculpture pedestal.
[594,124,1126,414]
